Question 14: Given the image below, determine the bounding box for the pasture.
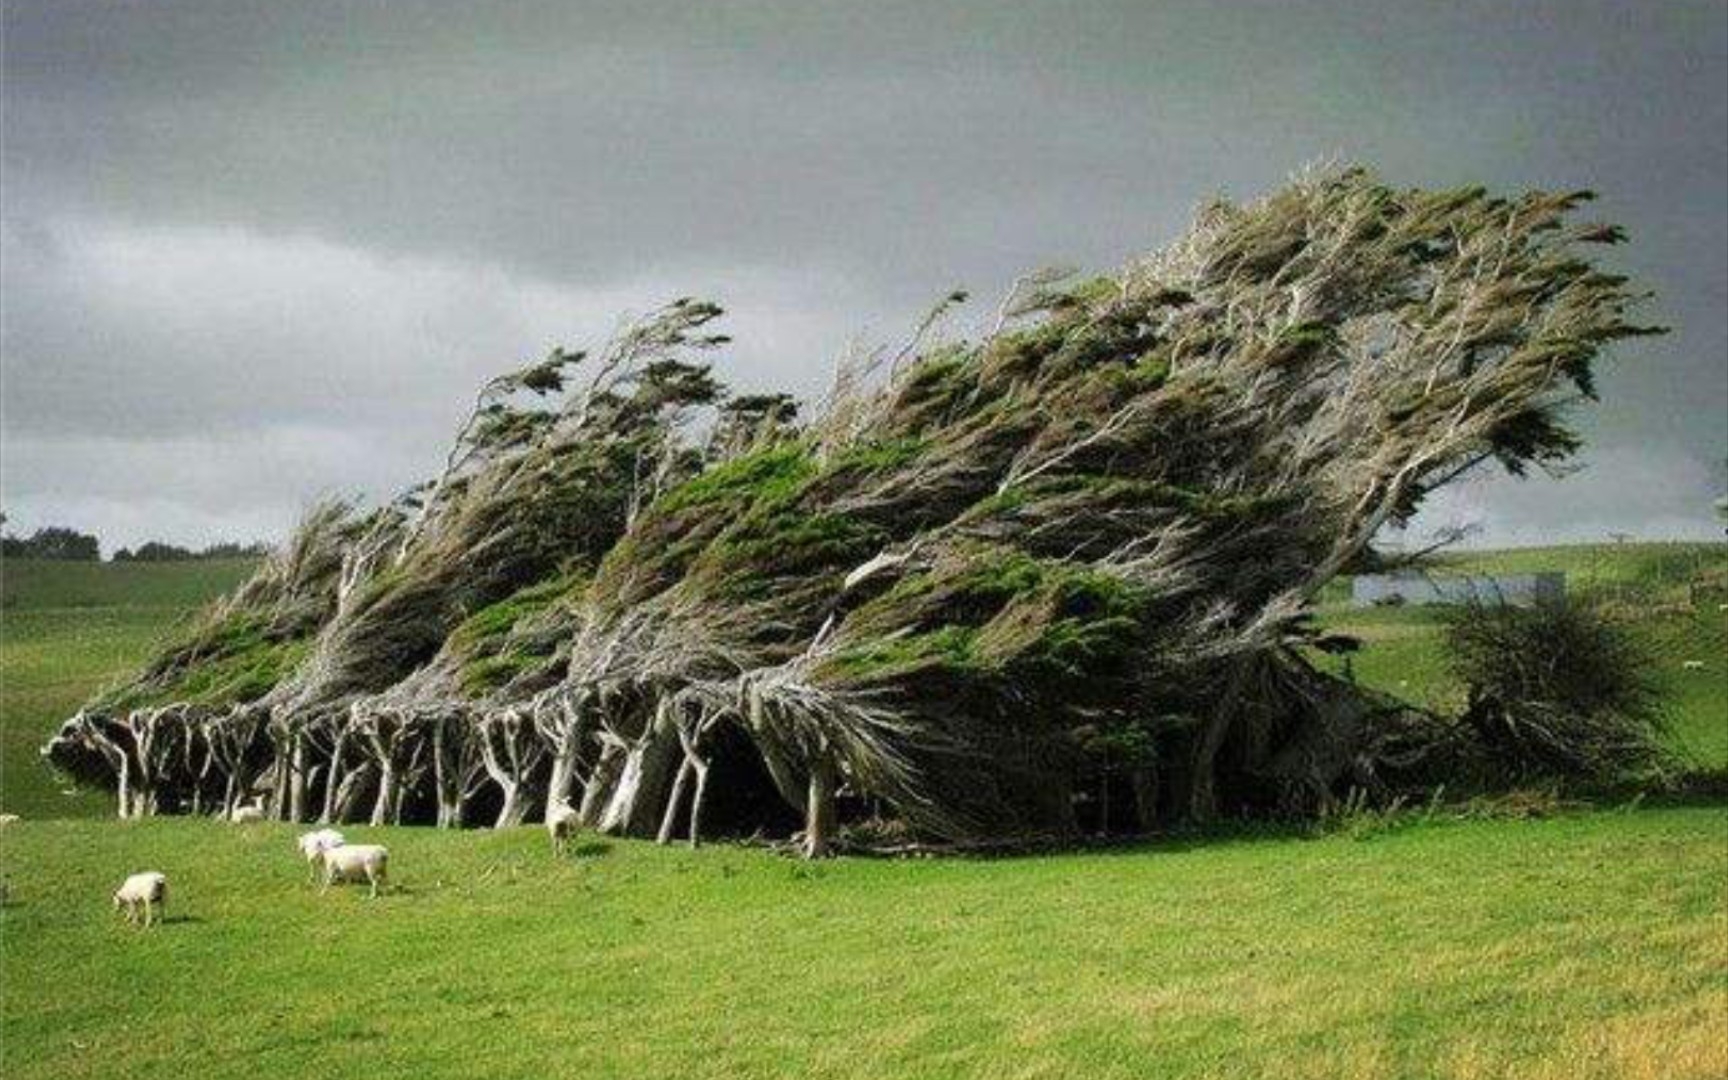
[1,546,1724,1079]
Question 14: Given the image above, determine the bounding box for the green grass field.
[0,559,257,818]
[3,810,1724,1080]
[1,548,1724,1079]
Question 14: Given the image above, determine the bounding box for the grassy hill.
[1314,543,1728,769]
[0,557,258,612]
[0,546,1724,1078]
[0,558,257,817]
[3,809,1723,1079]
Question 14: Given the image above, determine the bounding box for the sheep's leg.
[142,897,154,928]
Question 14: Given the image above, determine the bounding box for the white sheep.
[113,871,168,928]
[546,801,580,857]
[316,843,389,898]
[0,813,20,826]
[296,828,347,882]
[229,802,267,824]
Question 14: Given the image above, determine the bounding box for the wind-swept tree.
[49,167,1660,850]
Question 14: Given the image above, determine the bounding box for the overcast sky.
[3,0,1724,553]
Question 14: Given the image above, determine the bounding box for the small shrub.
[1443,598,1669,783]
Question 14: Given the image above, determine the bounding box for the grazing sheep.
[113,871,168,927]
[229,802,267,824]
[317,844,389,898]
[0,813,20,826]
[546,801,580,857]
[1681,660,1706,671]
[296,829,347,882]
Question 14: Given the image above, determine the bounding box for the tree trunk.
[656,758,693,845]
[546,728,583,811]
[333,762,375,823]
[494,780,527,828]
[688,759,710,848]
[804,759,837,859]
[320,731,349,824]
[578,744,622,826]
[268,750,288,821]
[1185,657,1254,822]
[598,728,679,837]
[116,754,133,820]
[371,764,397,827]
[1130,766,1158,833]
[436,789,463,829]
[287,733,309,823]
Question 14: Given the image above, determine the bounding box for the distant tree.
[112,540,271,562]
[199,541,271,559]
[708,393,801,459]
[127,541,196,561]
[1,526,101,561]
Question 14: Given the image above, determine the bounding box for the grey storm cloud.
[2,0,1724,550]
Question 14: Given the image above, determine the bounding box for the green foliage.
[1126,349,1171,390]
[825,437,929,474]
[652,443,816,515]
[973,567,1148,684]
[825,624,981,679]
[978,320,1068,383]
[1265,320,1337,366]
[1444,598,1670,782]
[699,510,886,599]
[458,649,540,696]
[160,637,312,708]
[1062,275,1120,307]
[0,525,100,561]
[449,569,588,656]
[827,548,1149,697]
[97,611,313,711]
[450,570,588,695]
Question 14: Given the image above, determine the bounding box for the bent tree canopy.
[47,168,1660,855]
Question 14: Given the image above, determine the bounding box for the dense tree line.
[112,541,272,562]
[2,526,101,561]
[0,526,267,562]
